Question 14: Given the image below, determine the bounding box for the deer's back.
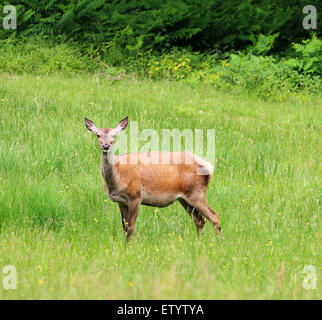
[113,152,213,204]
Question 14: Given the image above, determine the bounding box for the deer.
[84,116,221,242]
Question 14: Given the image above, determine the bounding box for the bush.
[129,36,322,96]
[285,35,322,76]
[1,0,321,55]
[0,36,320,98]
[0,37,99,75]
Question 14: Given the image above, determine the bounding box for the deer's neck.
[101,151,117,191]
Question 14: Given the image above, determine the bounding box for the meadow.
[0,73,320,299]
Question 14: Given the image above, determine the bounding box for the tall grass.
[0,74,320,299]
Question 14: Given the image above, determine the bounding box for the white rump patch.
[194,155,214,175]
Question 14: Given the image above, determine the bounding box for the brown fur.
[85,117,221,241]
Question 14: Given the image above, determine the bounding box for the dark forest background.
[1,1,321,53]
[0,0,321,93]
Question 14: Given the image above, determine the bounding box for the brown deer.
[84,116,221,241]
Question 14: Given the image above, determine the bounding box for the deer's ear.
[114,116,128,135]
[84,117,98,134]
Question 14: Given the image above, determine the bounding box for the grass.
[0,73,320,299]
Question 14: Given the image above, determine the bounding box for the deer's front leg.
[126,199,141,242]
[118,203,129,233]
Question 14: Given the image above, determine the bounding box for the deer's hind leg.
[183,194,221,240]
[178,199,206,236]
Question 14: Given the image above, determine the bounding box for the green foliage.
[147,50,194,80]
[0,0,321,56]
[248,33,280,55]
[0,37,99,75]
[214,52,321,96]
[0,34,320,97]
[286,35,322,76]
[127,35,321,96]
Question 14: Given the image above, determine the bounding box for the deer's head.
[84,116,128,153]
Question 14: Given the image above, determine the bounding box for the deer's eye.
[96,134,101,138]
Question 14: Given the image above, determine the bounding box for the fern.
[0,0,321,56]
[250,33,280,55]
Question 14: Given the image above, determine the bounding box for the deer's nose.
[102,143,110,150]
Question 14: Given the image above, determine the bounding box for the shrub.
[2,0,320,55]
[285,35,322,76]
[131,36,322,95]
[0,37,99,75]
[0,36,320,97]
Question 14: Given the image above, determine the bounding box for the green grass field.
[0,74,320,299]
